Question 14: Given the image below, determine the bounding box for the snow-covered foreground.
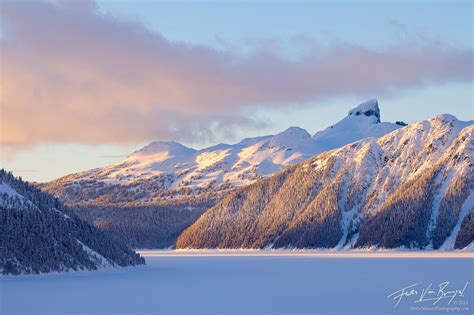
[1,252,473,315]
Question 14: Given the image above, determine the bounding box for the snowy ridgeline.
[0,169,144,275]
[37,101,474,252]
[41,99,404,204]
[177,115,474,251]
[9,99,473,258]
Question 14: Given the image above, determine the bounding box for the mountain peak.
[431,114,458,124]
[176,111,473,251]
[274,126,311,139]
[43,98,404,205]
[348,98,380,123]
[131,141,196,157]
[269,127,311,148]
[312,99,398,149]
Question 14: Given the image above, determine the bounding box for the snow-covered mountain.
[0,169,144,275]
[176,114,474,250]
[41,99,404,204]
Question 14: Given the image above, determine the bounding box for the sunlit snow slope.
[177,114,474,250]
[42,99,403,204]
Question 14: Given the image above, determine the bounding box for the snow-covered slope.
[0,169,144,275]
[176,114,474,250]
[41,99,404,204]
[313,99,404,149]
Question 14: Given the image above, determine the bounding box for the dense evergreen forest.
[0,169,144,275]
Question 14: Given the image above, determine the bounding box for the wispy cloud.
[0,0,472,153]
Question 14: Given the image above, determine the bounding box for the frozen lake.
[1,251,473,315]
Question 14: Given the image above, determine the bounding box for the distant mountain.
[176,114,474,250]
[41,99,403,205]
[0,169,144,275]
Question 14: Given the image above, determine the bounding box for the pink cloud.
[0,0,472,153]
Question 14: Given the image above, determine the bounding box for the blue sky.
[1,0,472,182]
[97,0,472,50]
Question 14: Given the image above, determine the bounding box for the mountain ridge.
[41,99,404,205]
[176,114,474,250]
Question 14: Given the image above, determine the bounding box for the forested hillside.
[38,100,406,249]
[177,115,474,250]
[0,169,144,275]
[74,198,216,248]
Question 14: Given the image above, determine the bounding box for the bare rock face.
[348,98,381,123]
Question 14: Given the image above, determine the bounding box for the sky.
[0,0,472,182]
